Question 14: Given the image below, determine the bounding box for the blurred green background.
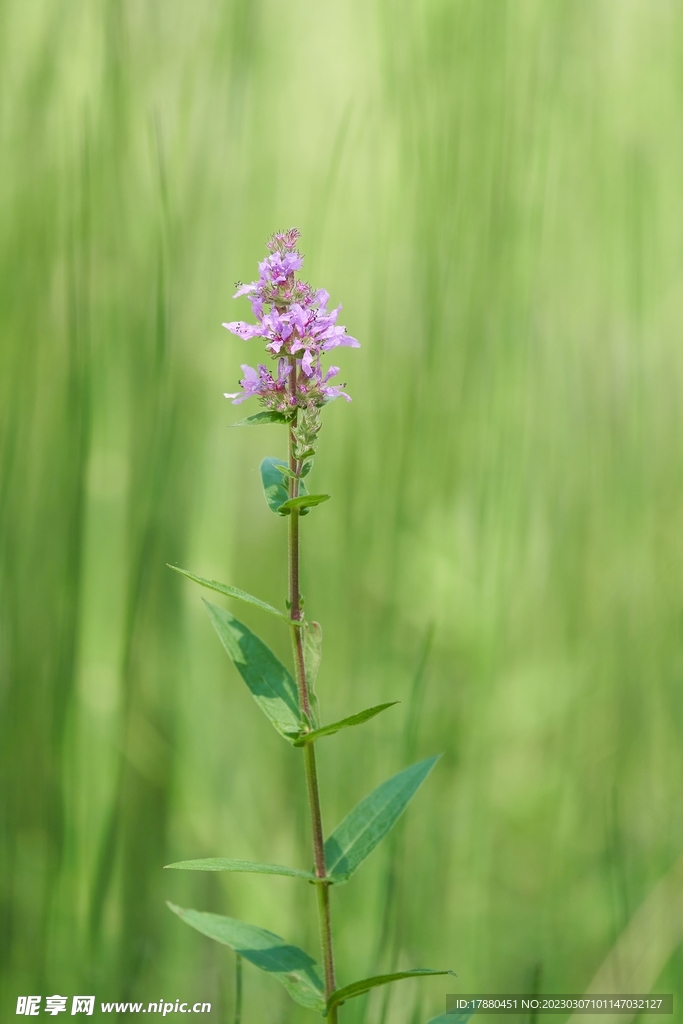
[2,0,683,1020]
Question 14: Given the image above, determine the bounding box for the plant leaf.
[303,621,323,728]
[294,702,399,747]
[273,460,314,479]
[324,755,440,879]
[260,457,315,516]
[278,493,330,514]
[164,858,345,884]
[273,464,298,479]
[261,457,290,513]
[327,970,456,1012]
[204,601,301,740]
[164,858,318,880]
[167,903,325,1012]
[229,410,291,427]
[260,457,310,516]
[168,565,288,620]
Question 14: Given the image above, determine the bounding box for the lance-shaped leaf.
[261,457,310,516]
[229,410,291,427]
[327,970,456,1014]
[273,465,299,479]
[204,601,301,740]
[168,565,288,621]
[273,460,314,479]
[164,858,318,880]
[324,755,440,879]
[167,903,325,1012]
[278,493,330,514]
[293,702,399,747]
[165,857,346,884]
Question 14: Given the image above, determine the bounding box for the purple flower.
[222,320,264,340]
[223,229,358,414]
[233,283,257,298]
[258,251,304,286]
[316,365,351,402]
[224,359,293,410]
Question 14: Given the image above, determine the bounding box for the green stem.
[287,371,338,1019]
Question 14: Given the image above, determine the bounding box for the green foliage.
[7,2,683,1019]
[326,970,456,1014]
[274,465,301,480]
[293,702,399,747]
[164,858,318,879]
[167,904,325,1012]
[427,1016,473,1024]
[204,601,301,741]
[229,411,291,427]
[261,457,312,516]
[292,405,322,462]
[276,462,314,480]
[260,457,292,514]
[324,756,440,880]
[165,857,345,885]
[278,494,331,514]
[168,565,289,620]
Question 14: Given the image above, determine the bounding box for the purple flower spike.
[223,229,358,419]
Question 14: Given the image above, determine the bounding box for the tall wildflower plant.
[166,231,454,1022]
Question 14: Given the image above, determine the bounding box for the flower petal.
[233,283,257,298]
[223,320,263,339]
[302,349,315,376]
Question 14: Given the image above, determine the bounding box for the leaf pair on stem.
[166,563,451,1016]
[166,443,454,1019]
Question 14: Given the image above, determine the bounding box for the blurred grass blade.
[234,953,243,1024]
[303,621,323,727]
[166,903,325,1011]
[204,601,301,740]
[370,625,435,1024]
[278,493,330,514]
[303,620,323,687]
[327,970,456,1012]
[324,755,440,879]
[570,852,683,1023]
[164,858,318,879]
[294,702,399,746]
[229,411,290,427]
[428,1015,473,1023]
[168,564,288,620]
